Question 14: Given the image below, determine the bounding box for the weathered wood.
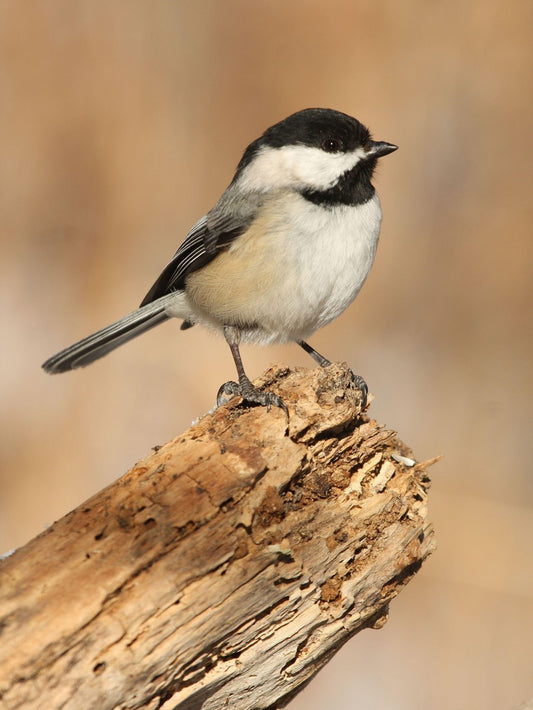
[0,364,436,710]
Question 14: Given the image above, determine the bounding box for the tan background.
[0,2,531,708]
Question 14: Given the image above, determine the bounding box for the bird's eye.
[322,138,342,153]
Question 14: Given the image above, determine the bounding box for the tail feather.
[42,301,170,374]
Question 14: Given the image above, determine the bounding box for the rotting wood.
[0,363,437,710]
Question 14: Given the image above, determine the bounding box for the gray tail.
[42,301,170,374]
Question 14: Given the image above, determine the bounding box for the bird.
[42,108,397,413]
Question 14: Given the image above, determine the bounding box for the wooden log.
[0,363,437,710]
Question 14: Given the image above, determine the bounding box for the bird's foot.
[216,377,288,415]
[347,370,368,408]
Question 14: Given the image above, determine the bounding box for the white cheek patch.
[239,144,367,193]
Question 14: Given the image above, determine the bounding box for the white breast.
[178,191,382,344]
[240,191,382,344]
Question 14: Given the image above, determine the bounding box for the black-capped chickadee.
[43,108,397,412]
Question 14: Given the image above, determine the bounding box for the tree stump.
[0,364,437,710]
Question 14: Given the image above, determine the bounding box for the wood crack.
[0,364,437,710]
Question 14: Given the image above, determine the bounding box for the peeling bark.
[0,364,437,710]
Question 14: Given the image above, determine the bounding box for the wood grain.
[0,364,436,710]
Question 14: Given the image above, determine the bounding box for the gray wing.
[140,190,261,307]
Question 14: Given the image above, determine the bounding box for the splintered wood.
[0,364,436,710]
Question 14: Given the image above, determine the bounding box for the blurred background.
[0,1,531,708]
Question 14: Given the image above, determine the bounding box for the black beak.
[366,141,398,159]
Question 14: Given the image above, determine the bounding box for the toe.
[216,379,288,415]
[216,380,239,407]
[266,392,289,416]
[347,371,368,407]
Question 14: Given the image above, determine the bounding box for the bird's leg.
[217,327,288,414]
[298,339,331,367]
[297,340,368,407]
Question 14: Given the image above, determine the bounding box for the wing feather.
[140,189,262,307]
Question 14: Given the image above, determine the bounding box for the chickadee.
[43,108,397,412]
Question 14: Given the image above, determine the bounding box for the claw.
[347,371,368,408]
[216,380,240,408]
[261,392,289,416]
[216,378,288,415]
